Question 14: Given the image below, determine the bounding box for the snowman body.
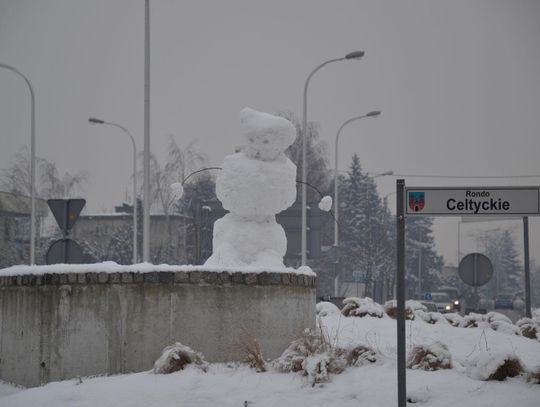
[204,108,297,268]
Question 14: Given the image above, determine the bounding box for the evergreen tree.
[338,154,394,299]
[405,216,444,299]
[479,229,522,297]
[498,230,522,293]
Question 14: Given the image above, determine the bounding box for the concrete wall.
[0,270,316,387]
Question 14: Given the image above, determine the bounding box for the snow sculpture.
[204,107,297,268]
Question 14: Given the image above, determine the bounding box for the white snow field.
[1,308,539,407]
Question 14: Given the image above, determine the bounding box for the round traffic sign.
[458,253,493,287]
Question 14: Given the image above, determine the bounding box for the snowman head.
[240,107,296,161]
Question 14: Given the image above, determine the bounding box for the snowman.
[204,107,297,268]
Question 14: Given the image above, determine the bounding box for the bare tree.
[137,137,207,263]
[140,137,206,214]
[1,146,87,199]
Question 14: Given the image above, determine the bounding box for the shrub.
[516,318,540,340]
[273,329,379,384]
[461,313,486,328]
[490,320,521,336]
[384,300,420,320]
[527,367,540,384]
[342,297,384,318]
[153,342,209,374]
[467,351,523,381]
[415,310,449,325]
[533,308,540,325]
[443,313,464,327]
[347,345,378,367]
[485,312,512,325]
[273,329,347,383]
[406,342,452,371]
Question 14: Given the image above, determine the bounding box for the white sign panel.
[405,187,540,216]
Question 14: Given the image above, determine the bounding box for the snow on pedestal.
[204,108,297,268]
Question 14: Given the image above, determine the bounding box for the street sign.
[405,187,539,216]
[458,253,493,287]
[46,238,84,264]
[396,181,539,407]
[47,199,86,234]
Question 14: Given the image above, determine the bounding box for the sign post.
[523,217,532,318]
[405,187,539,217]
[396,180,406,407]
[46,199,86,264]
[395,182,539,407]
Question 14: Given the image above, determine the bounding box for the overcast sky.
[1,0,540,266]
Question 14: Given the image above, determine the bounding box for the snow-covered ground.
[1,308,539,407]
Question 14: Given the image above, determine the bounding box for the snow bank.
[316,301,340,317]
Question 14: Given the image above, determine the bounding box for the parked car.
[437,286,462,311]
[494,293,514,309]
[430,292,453,313]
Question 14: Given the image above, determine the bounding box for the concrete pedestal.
[0,269,316,387]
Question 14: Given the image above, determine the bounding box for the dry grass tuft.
[407,342,452,371]
[527,368,540,384]
[341,297,384,318]
[347,345,378,366]
[238,332,267,372]
[273,326,378,384]
[384,301,414,320]
[153,342,208,374]
[462,313,485,328]
[487,358,522,381]
[516,318,540,340]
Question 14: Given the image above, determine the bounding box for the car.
[420,301,438,313]
[437,286,462,311]
[494,293,515,309]
[430,292,453,313]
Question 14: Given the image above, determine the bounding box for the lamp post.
[89,118,138,264]
[332,111,381,296]
[0,63,36,265]
[301,50,365,266]
[143,0,151,263]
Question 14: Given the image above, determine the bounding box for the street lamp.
[0,63,36,265]
[89,118,138,264]
[332,111,381,296]
[301,51,365,266]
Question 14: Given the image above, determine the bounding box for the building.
[71,204,193,265]
[0,191,48,267]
